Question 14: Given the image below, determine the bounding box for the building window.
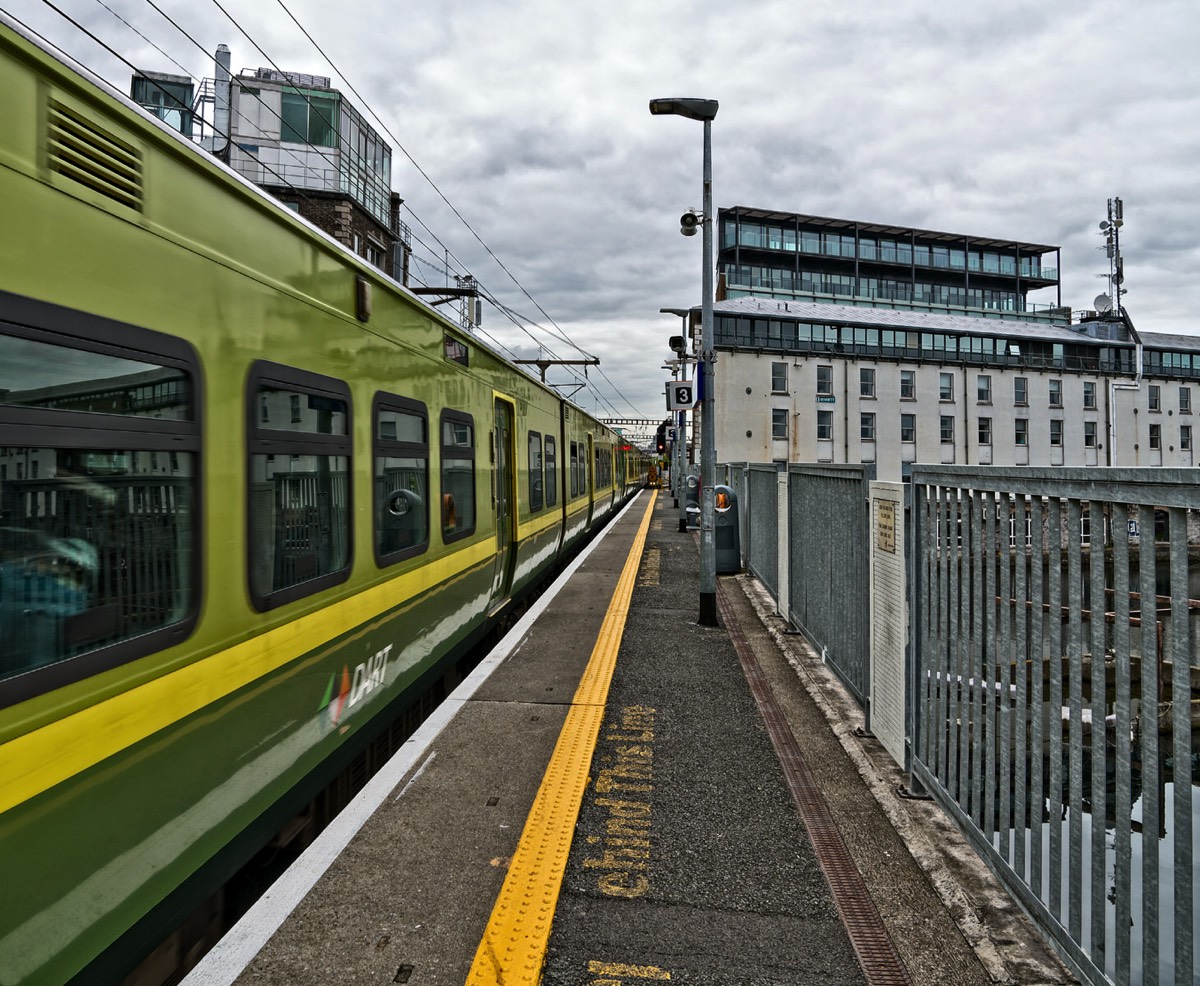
[939,372,954,402]
[1049,379,1062,408]
[1182,425,1193,451]
[1149,423,1162,450]
[978,417,992,446]
[1050,419,1063,447]
[901,414,916,443]
[816,364,833,396]
[1180,386,1192,414]
[1083,381,1096,409]
[771,362,787,393]
[860,367,876,398]
[977,375,991,404]
[280,89,338,147]
[861,413,876,442]
[1084,421,1097,448]
[771,408,788,440]
[1149,385,1161,412]
[817,409,833,441]
[1014,376,1028,406]
[940,415,954,444]
[900,369,916,400]
[1015,418,1028,447]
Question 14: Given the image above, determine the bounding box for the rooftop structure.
[717,206,1064,324]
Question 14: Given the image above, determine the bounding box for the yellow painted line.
[0,539,498,815]
[466,490,657,985]
[516,508,563,542]
[588,960,671,979]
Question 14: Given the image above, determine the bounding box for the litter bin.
[714,484,741,573]
[683,473,700,531]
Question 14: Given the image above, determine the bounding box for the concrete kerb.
[732,573,1077,986]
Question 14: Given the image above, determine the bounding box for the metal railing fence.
[910,465,1199,986]
[745,464,779,598]
[787,464,873,704]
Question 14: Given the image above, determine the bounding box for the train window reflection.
[440,410,475,543]
[0,446,194,683]
[528,432,543,512]
[374,395,428,565]
[0,335,191,419]
[247,363,352,610]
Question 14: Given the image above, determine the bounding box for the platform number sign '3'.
[666,380,696,411]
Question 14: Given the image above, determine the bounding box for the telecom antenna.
[1097,196,1126,316]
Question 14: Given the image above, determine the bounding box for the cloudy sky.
[5,0,1200,426]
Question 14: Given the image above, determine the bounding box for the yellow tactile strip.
[466,491,657,985]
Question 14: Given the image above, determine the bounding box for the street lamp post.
[650,96,719,627]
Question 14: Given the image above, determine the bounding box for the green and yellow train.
[0,16,648,984]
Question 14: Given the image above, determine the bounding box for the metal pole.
[698,118,717,626]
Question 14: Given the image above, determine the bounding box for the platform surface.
[185,489,1074,986]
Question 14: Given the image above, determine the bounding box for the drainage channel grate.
[716,583,911,986]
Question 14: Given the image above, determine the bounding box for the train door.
[489,396,517,613]
[586,433,595,526]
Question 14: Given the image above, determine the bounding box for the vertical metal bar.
[998,495,1014,862]
[1029,495,1046,901]
[948,485,963,800]
[1170,506,1193,985]
[1088,499,1107,966]
[984,490,998,845]
[1013,494,1029,882]
[939,484,953,781]
[1138,503,1160,986]
[1066,498,1085,945]
[1048,497,1065,920]
[972,489,987,829]
[915,482,933,774]
[925,485,943,772]
[916,484,936,772]
[1111,503,1132,984]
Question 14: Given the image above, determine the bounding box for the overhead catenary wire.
[36,0,647,417]
[134,0,641,415]
[271,0,616,368]
[27,0,331,221]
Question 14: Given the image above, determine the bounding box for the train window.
[569,441,579,497]
[443,335,469,367]
[0,298,199,708]
[528,432,543,512]
[246,362,352,611]
[544,436,557,508]
[596,447,611,489]
[440,410,475,543]
[374,394,428,566]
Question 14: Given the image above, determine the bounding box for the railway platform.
[181,489,1074,986]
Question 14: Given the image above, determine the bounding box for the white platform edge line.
[181,491,649,985]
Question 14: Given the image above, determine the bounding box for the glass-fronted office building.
[683,207,1200,479]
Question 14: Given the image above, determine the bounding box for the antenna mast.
[1098,197,1126,316]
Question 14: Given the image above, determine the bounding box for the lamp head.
[649,97,719,121]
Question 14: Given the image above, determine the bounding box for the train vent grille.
[47,100,143,212]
